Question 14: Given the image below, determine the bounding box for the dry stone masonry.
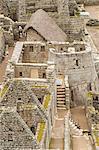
[0,0,99,149]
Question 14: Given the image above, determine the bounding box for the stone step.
[57,86,65,89]
[57,95,65,98]
[57,101,65,104]
[57,97,65,101]
[57,91,65,94]
[57,107,66,110]
[57,88,65,90]
[57,104,66,108]
[57,103,65,106]
[57,90,65,93]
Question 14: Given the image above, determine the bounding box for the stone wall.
[26,28,45,42]
[69,0,78,16]
[76,0,99,5]
[22,42,48,63]
[0,15,14,46]
[0,110,40,149]
[0,0,9,16]
[0,27,5,63]
[65,76,71,110]
[64,112,71,150]
[18,0,26,22]
[49,42,98,105]
[15,64,47,78]
[0,78,55,149]
[4,31,14,46]
[85,0,99,5]
[49,43,97,86]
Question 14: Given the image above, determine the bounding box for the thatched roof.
[24,9,67,42]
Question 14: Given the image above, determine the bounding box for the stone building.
[0,0,99,149]
[48,41,99,106]
[0,0,84,42]
[24,9,67,42]
[0,78,55,149]
[5,40,99,107]
[23,0,84,42]
[1,40,57,149]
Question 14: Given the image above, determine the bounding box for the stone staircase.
[69,118,83,136]
[57,85,66,109]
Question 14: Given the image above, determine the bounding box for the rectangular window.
[30,46,34,52]
[42,73,46,78]
[76,60,79,66]
[41,46,45,52]
[19,72,22,77]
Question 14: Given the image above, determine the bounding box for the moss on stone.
[87,91,93,98]
[93,130,99,146]
[37,122,45,142]
[43,94,51,109]
[0,84,9,97]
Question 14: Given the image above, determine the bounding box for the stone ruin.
[0,78,56,149]
[0,0,99,149]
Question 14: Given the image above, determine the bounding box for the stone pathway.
[71,106,89,130]
[71,107,93,150]
[50,109,67,150]
[72,135,92,150]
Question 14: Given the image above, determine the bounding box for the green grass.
[87,91,93,98]
[0,84,9,97]
[43,94,51,109]
[37,122,45,142]
[93,130,99,146]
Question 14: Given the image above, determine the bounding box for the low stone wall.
[4,31,14,46]
[64,111,71,150]
[65,75,71,110]
[0,28,5,63]
[76,0,99,5]
[85,0,99,5]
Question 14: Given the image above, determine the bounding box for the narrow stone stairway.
[57,85,66,109]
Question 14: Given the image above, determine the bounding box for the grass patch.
[87,91,93,98]
[37,122,45,142]
[93,130,99,146]
[43,94,51,109]
[0,84,9,97]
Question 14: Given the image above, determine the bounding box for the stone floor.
[71,106,89,130]
[85,5,99,51]
[50,107,93,150]
[71,107,93,150]
[50,109,67,150]
[72,135,93,150]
